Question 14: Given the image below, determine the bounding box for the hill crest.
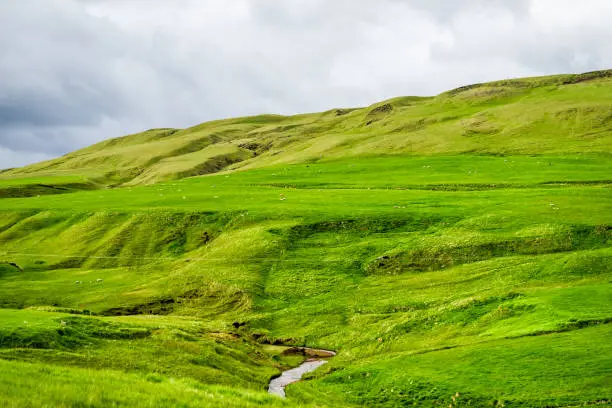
[2,69,611,191]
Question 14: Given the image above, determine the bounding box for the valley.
[0,71,611,407]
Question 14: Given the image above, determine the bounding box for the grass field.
[0,71,611,407]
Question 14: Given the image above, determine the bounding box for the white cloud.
[0,0,610,166]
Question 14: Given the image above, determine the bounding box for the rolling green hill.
[0,70,611,407]
[3,69,611,191]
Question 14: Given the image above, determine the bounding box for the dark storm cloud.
[0,1,129,126]
[0,0,611,168]
[0,0,135,166]
[0,84,115,128]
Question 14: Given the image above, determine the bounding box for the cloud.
[0,146,55,170]
[0,0,610,168]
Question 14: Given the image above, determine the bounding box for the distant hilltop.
[3,69,611,188]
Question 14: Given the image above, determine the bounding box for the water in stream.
[268,359,328,398]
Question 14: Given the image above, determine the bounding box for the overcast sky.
[1,0,611,168]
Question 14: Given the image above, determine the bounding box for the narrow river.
[268,348,336,398]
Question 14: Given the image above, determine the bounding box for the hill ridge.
[1,69,611,195]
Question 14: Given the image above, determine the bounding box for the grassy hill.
[0,70,611,407]
[2,70,611,191]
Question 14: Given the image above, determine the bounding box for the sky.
[1,0,611,168]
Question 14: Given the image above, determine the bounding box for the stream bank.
[268,348,336,398]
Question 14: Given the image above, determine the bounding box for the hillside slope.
[2,69,611,192]
[0,71,611,407]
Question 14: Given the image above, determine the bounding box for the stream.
[268,348,336,398]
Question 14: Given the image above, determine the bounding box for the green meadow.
[0,71,611,407]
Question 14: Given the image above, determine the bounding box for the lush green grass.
[0,174,98,198]
[0,156,610,227]
[293,325,612,407]
[0,359,298,408]
[0,308,300,403]
[1,155,610,406]
[0,175,88,187]
[0,71,611,407]
[230,155,612,189]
